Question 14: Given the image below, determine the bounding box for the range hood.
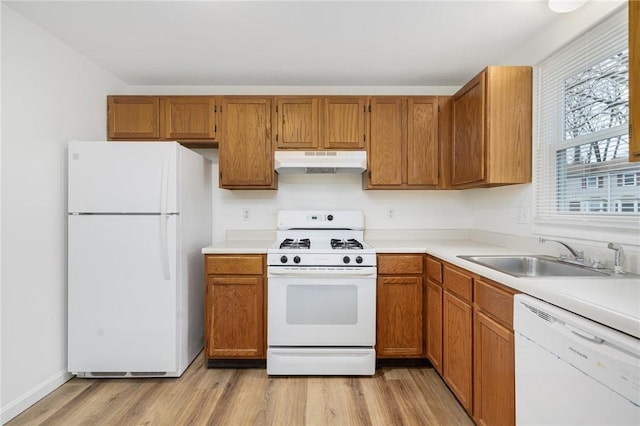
[274,150,367,174]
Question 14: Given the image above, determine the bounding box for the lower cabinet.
[443,289,473,413]
[426,280,443,373]
[204,254,266,362]
[473,312,515,426]
[429,257,517,425]
[376,254,425,358]
[426,256,444,374]
[473,278,516,426]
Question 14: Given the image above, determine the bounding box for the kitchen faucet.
[539,238,584,264]
[607,243,625,274]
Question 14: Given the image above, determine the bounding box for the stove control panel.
[277,210,364,230]
[279,255,303,264]
[342,255,365,264]
[306,213,332,222]
[268,252,377,267]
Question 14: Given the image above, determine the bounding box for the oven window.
[286,285,357,325]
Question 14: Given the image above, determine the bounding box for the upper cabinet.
[219,97,276,189]
[630,0,639,162]
[275,97,319,149]
[107,96,160,140]
[451,66,532,188]
[275,96,366,150]
[107,95,218,146]
[365,96,440,189]
[161,96,218,142]
[322,97,367,149]
[367,97,403,186]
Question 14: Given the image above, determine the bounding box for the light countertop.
[372,239,640,339]
[202,238,640,339]
[202,240,273,254]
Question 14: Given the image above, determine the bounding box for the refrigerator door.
[68,141,178,214]
[68,214,178,373]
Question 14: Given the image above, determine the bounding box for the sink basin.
[457,255,610,278]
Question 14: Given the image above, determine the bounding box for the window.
[614,199,640,213]
[616,172,639,186]
[623,173,637,186]
[586,176,599,189]
[535,8,640,227]
[586,199,607,212]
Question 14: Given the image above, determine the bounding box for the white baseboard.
[1,369,74,425]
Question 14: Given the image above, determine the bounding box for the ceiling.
[2,1,596,87]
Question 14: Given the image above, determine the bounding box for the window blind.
[535,7,639,227]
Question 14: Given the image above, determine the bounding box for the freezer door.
[68,214,178,373]
[68,141,178,214]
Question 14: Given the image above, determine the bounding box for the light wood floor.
[8,352,473,426]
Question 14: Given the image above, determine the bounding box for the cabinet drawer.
[426,256,443,283]
[206,255,264,275]
[475,279,514,328]
[378,254,424,275]
[443,264,473,302]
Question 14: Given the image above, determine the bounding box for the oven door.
[267,267,376,347]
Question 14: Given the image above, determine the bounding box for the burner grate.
[279,238,311,249]
[330,238,364,250]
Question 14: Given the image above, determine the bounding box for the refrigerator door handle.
[160,215,171,280]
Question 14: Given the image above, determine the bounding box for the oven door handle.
[268,267,377,278]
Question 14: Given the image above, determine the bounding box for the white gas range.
[266,210,377,376]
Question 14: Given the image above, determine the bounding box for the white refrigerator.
[67,141,212,377]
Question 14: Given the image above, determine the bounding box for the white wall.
[191,150,471,243]
[0,5,126,423]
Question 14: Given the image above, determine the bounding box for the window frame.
[533,7,639,240]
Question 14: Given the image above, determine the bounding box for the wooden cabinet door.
[107,96,159,139]
[630,0,640,162]
[161,96,217,140]
[275,97,319,149]
[376,276,424,357]
[452,72,486,186]
[443,290,473,413]
[321,97,366,149]
[368,97,403,186]
[220,97,275,188]
[206,276,264,358]
[426,280,443,374]
[407,97,439,186]
[473,311,515,426]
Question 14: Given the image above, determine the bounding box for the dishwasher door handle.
[566,323,605,344]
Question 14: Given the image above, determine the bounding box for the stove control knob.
[327,214,334,221]
[293,256,301,264]
[343,256,351,264]
[356,256,363,264]
[280,255,288,264]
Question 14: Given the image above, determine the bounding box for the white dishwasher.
[514,294,640,425]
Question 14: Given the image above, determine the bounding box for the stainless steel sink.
[457,255,611,278]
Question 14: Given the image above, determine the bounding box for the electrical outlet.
[517,206,530,224]
[241,208,250,221]
[386,208,395,220]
